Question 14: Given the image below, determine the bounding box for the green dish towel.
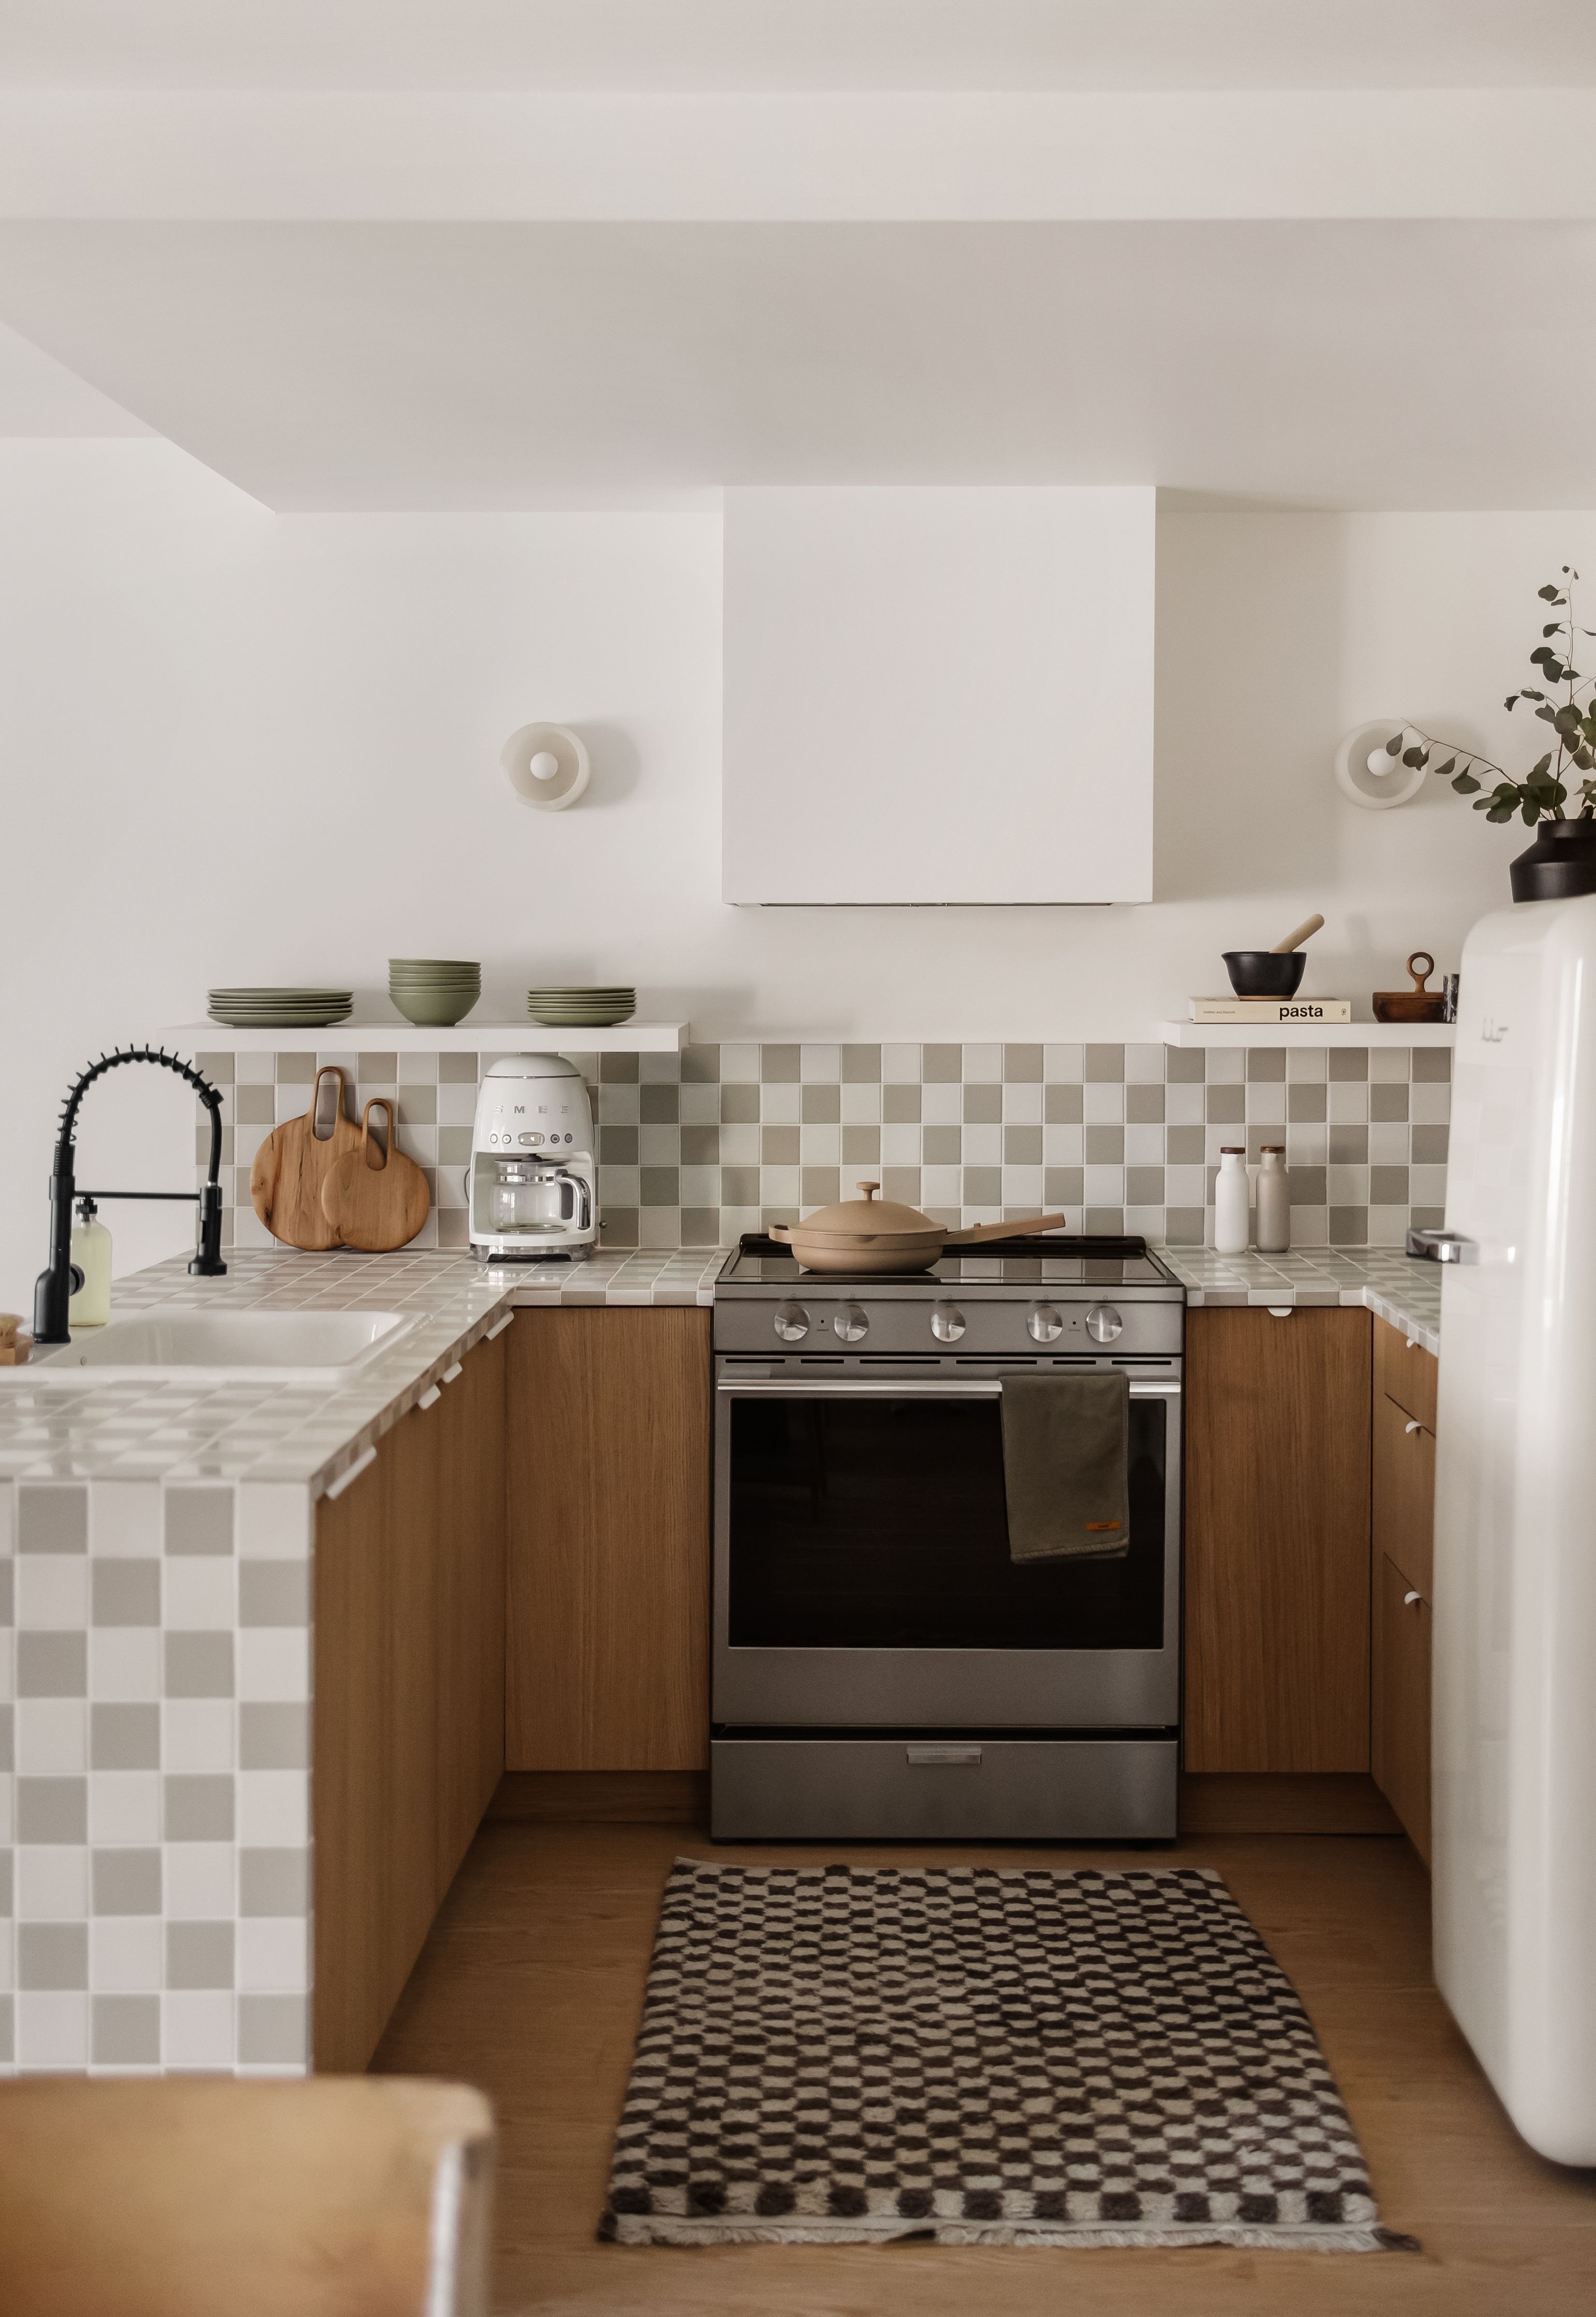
[1001,1370,1130,1563]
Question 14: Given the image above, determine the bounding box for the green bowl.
[391,991,480,1027]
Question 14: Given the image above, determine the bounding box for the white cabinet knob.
[1406,1418,1423,1434]
[1404,1590,1422,1607]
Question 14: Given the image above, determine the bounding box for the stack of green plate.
[389,958,481,1027]
[527,985,635,1028]
[208,987,352,1028]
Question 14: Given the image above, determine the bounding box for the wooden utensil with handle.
[320,1098,430,1252]
[1373,951,1448,1023]
[1271,913,1325,953]
[249,1066,363,1250]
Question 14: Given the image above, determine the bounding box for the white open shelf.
[161,1021,689,1055]
[1161,1020,1455,1050]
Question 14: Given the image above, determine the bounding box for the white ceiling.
[0,220,1590,510]
[0,1,1589,93]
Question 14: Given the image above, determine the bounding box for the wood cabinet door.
[1373,1550,1432,1863]
[506,1308,711,1772]
[1373,1313,1438,1431]
[1185,1306,1373,1773]
[1372,1386,1435,1601]
[314,1332,508,2073]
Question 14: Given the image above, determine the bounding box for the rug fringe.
[602,2215,1400,2252]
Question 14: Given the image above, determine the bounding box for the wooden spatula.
[320,1098,430,1252]
[250,1067,363,1250]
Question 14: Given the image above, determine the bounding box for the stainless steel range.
[710,1234,1185,1843]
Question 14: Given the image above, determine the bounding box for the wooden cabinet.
[506,1308,711,1772]
[1184,1306,1373,1773]
[1370,1315,1437,1859]
[313,1329,507,2073]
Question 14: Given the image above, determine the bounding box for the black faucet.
[33,1047,228,1345]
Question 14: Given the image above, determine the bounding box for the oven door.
[713,1363,1180,1729]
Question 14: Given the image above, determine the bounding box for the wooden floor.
[372,1820,1596,2316]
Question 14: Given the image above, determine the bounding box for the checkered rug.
[599,1859,1410,2250]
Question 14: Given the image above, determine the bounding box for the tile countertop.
[0,1242,1437,1493]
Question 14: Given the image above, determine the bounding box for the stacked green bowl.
[389,959,482,1027]
[209,987,353,1028]
[527,985,635,1028]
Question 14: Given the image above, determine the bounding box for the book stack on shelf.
[1188,996,1353,1025]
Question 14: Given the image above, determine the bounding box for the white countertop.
[0,1241,1436,1492]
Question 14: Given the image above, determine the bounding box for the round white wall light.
[502,722,590,811]
[1334,721,1429,811]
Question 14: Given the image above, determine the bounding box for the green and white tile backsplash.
[195,1039,1450,1251]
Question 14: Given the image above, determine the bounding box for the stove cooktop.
[717,1234,1180,1292]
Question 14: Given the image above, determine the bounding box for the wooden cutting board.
[320,1098,430,1252]
[250,1067,364,1250]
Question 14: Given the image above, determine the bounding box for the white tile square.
[163,1701,235,1773]
[1328,1082,1369,1124]
[275,1085,310,1124]
[799,1124,841,1165]
[238,1918,310,1994]
[962,1043,1002,1083]
[1165,1166,1207,1206]
[1369,1047,1411,1082]
[759,1167,800,1207]
[436,1168,467,1210]
[598,1167,639,1208]
[88,1484,161,1559]
[16,1558,89,1628]
[237,1770,308,1846]
[840,1082,880,1124]
[0,1483,11,1556]
[800,1044,840,1082]
[881,1043,920,1083]
[89,1631,160,1703]
[1411,1163,1449,1204]
[1042,1125,1083,1165]
[1204,1048,1245,1084]
[231,1207,276,1250]
[637,1126,680,1166]
[0,1919,13,1994]
[1002,1083,1042,1124]
[1286,1047,1328,1081]
[1043,1045,1084,1082]
[89,1771,161,1845]
[879,1125,921,1167]
[1084,1166,1125,1205]
[598,1081,639,1126]
[17,1701,87,1774]
[438,1080,479,1125]
[1205,1126,1238,1164]
[92,1917,163,1993]
[719,1043,759,1084]
[238,1631,309,1705]
[17,1992,88,2070]
[758,1083,801,1126]
[920,1082,961,1125]
[0,1773,10,1841]
[679,1166,720,1207]
[678,1082,720,1124]
[163,1843,235,1919]
[718,1125,759,1166]
[1124,1044,1165,1084]
[962,1125,1002,1167]
[1411,1083,1452,1124]
[1367,1205,1409,1246]
[1166,1081,1204,1126]
[1124,1124,1165,1167]
[163,1559,235,1632]
[1001,1167,1043,1204]
[720,1208,761,1241]
[1124,1206,1165,1239]
[1246,1083,1286,1126]
[1083,1083,1124,1123]
[233,1124,268,1170]
[1286,1125,1328,1166]
[17,1846,89,1920]
[163,1991,236,2070]
[920,1167,961,1208]
[1368,1123,1410,1165]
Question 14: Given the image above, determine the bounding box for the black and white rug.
[600,1859,1410,2251]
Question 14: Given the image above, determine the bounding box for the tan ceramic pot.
[769,1182,1070,1275]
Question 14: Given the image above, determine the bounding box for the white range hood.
[721,485,1154,906]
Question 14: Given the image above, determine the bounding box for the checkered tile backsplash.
[195,1038,1451,1253]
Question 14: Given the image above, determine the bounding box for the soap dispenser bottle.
[68,1195,111,1327]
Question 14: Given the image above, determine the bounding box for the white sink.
[31,1308,415,1385]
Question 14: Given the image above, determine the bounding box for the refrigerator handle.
[1406,1228,1478,1264]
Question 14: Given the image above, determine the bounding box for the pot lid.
[789,1182,939,1242]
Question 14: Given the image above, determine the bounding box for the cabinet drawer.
[1374,1314,1437,1431]
[1372,1552,1431,1864]
[1372,1388,1435,1601]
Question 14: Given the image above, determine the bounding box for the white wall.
[1,435,1584,1309]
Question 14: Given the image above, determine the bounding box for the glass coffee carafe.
[485,1158,592,1240]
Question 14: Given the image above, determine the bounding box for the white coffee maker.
[468,1055,598,1262]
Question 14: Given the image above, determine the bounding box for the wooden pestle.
[1271,914,1325,955]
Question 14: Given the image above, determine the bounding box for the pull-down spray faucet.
[33,1047,227,1346]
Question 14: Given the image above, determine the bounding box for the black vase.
[1510,816,1596,903]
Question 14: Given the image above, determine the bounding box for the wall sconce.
[502,722,590,811]
[1335,721,1428,811]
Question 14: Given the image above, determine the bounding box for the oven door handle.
[715,1379,1181,1397]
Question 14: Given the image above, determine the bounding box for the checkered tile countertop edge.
[0,1248,723,1493]
[1160,1249,1441,1355]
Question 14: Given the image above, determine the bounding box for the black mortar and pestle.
[1222,914,1325,998]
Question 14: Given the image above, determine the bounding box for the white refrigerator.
[1430,892,1596,2164]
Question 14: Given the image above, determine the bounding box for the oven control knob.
[773,1302,810,1342]
[1027,1303,1064,1344]
[833,1302,870,1344]
[930,1303,966,1343]
[1085,1303,1125,1344]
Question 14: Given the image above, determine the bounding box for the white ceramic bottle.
[68,1194,112,1326]
[1213,1146,1251,1254]
[1255,1144,1291,1252]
